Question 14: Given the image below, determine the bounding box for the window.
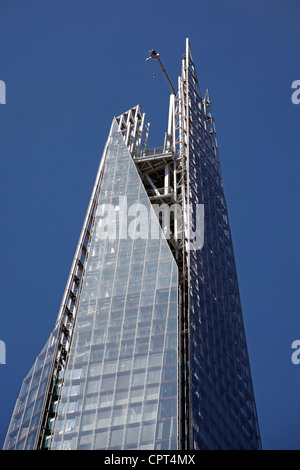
[135,338,149,354]
[116,373,130,390]
[158,398,177,418]
[83,395,98,411]
[147,368,161,384]
[156,419,171,440]
[125,425,140,445]
[129,388,144,404]
[127,404,142,424]
[118,358,132,372]
[86,378,100,394]
[80,412,95,432]
[110,428,124,447]
[141,422,155,442]
[143,402,157,421]
[101,376,115,392]
[98,391,113,408]
[103,360,117,374]
[150,335,164,352]
[132,371,146,387]
[95,430,108,449]
[160,382,177,398]
[97,409,111,428]
[78,433,92,450]
[145,384,159,401]
[112,406,126,426]
[133,356,147,370]
[162,365,177,382]
[114,390,129,406]
[144,262,157,277]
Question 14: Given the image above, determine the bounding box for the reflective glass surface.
[4,327,59,450]
[4,43,261,452]
[186,51,261,450]
[51,121,178,450]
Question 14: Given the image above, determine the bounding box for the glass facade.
[49,121,179,450]
[4,40,261,451]
[3,327,59,450]
[184,44,261,449]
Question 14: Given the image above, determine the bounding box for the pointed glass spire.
[3,326,59,449]
[49,120,179,450]
[183,39,261,450]
[4,39,261,451]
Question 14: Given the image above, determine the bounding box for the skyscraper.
[3,39,261,451]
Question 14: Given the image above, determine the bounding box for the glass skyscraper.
[3,39,261,450]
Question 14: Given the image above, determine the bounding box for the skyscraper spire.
[4,40,261,451]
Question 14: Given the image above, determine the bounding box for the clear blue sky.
[0,0,299,450]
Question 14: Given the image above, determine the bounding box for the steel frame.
[4,39,261,452]
[37,129,113,449]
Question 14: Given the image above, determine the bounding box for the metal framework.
[4,39,261,451]
[111,39,261,450]
[37,141,110,448]
[3,132,111,450]
[109,92,190,450]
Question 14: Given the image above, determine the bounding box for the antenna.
[146,49,176,95]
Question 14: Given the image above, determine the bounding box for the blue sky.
[0,0,299,450]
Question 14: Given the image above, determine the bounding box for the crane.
[146,49,176,95]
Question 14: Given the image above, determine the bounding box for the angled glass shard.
[3,326,59,449]
[180,39,261,450]
[50,121,178,450]
[4,40,261,451]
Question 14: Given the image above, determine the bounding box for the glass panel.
[110,428,124,447]
[141,422,155,443]
[125,425,140,445]
[49,120,179,450]
[95,430,108,449]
